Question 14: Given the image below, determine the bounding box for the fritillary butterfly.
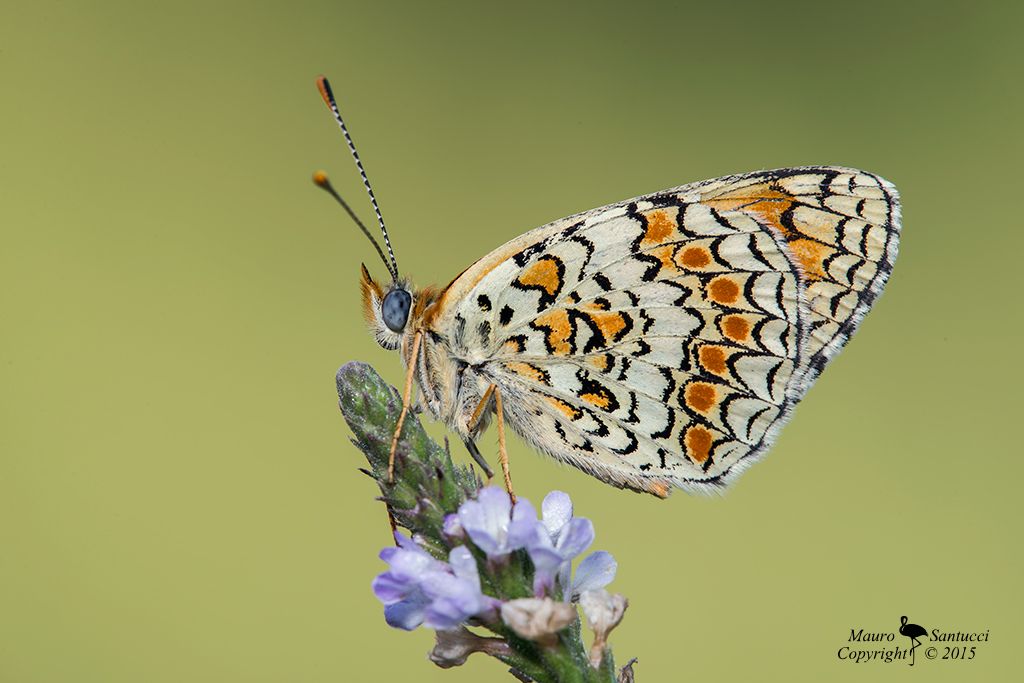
[314,77,900,499]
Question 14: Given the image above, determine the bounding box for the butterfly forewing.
[427,166,899,495]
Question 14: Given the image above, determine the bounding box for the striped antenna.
[316,76,399,280]
[312,170,393,277]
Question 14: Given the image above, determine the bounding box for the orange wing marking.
[639,208,679,247]
[698,345,729,376]
[517,256,563,298]
[505,362,550,385]
[532,309,573,355]
[679,246,711,268]
[684,382,718,414]
[684,425,713,465]
[708,276,741,305]
[546,396,582,420]
[721,315,752,342]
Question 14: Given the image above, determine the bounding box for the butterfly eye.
[381,289,412,333]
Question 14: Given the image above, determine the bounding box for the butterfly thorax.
[361,265,493,437]
[404,322,496,438]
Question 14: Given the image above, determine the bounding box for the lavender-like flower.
[341,357,634,681]
[373,534,499,631]
[373,489,617,630]
[422,546,499,629]
[372,532,449,630]
[456,486,538,558]
[524,491,618,598]
[368,490,627,678]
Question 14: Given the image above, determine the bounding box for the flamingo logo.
[899,616,928,666]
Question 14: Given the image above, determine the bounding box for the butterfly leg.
[465,384,514,501]
[388,329,423,482]
[493,386,516,503]
[465,384,496,481]
[465,385,497,481]
[463,437,494,480]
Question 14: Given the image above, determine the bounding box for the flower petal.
[541,491,573,540]
[388,547,443,582]
[508,497,541,550]
[422,571,487,630]
[555,517,594,560]
[371,572,410,604]
[393,531,418,550]
[448,546,480,588]
[384,594,429,630]
[424,596,472,631]
[525,535,564,596]
[527,543,562,574]
[458,487,512,556]
[477,486,513,524]
[571,551,617,599]
[557,561,572,597]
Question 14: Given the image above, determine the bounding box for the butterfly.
[314,77,900,499]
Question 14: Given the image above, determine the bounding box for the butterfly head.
[359,265,443,350]
[359,265,414,349]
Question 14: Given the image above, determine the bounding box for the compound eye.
[381,289,412,333]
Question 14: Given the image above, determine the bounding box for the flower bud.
[579,590,628,668]
[428,627,510,669]
[500,597,576,644]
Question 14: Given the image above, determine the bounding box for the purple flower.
[422,546,499,630]
[372,533,498,631]
[522,491,617,598]
[457,487,539,558]
[372,532,449,630]
[370,489,617,634]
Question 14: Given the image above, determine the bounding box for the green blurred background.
[2,1,1021,680]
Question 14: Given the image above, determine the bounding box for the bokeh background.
[2,1,1021,681]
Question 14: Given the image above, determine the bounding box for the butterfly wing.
[428,167,899,495]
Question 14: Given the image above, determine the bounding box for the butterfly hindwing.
[699,168,900,392]
[428,166,899,494]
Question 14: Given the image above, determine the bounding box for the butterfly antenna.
[312,170,393,277]
[315,75,400,280]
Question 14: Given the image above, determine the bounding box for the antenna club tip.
[315,75,334,107]
[312,170,331,188]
